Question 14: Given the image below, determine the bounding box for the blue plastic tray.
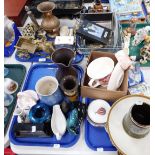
[15,50,84,64]
[85,98,116,151]
[9,64,84,147]
[4,23,21,57]
[15,50,52,63]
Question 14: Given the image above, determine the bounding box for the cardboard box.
[81,51,128,102]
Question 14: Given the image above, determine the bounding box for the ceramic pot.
[123,102,150,138]
[35,76,63,106]
[29,103,51,123]
[37,2,60,37]
[51,48,78,82]
[60,75,79,102]
[51,105,67,140]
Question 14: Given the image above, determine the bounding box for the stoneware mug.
[35,76,63,106]
[123,102,150,138]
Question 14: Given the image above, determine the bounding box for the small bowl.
[4,78,18,94]
[87,115,105,127]
[87,99,111,126]
[4,93,14,106]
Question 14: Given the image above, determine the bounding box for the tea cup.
[4,78,18,94]
[35,76,63,106]
[87,57,114,88]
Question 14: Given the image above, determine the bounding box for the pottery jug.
[51,48,78,82]
[37,2,60,37]
[51,105,67,140]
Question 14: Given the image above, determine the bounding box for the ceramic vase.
[37,1,60,37]
[60,75,79,102]
[51,105,67,140]
[51,48,78,82]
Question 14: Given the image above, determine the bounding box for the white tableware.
[115,50,132,70]
[4,107,8,118]
[107,63,124,91]
[51,105,67,140]
[14,108,28,123]
[4,93,14,106]
[60,26,69,36]
[107,95,150,155]
[17,90,38,110]
[4,78,18,94]
[87,99,111,126]
[35,76,63,106]
[87,57,114,88]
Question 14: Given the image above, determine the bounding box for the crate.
[76,12,123,56]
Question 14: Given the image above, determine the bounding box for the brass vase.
[37,2,60,37]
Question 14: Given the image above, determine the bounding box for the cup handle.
[88,79,100,88]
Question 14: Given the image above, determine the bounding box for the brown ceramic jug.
[37,2,60,37]
[51,48,78,83]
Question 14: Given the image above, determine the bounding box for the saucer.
[88,99,111,125]
[107,95,150,155]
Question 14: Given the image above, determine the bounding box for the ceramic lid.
[88,99,111,124]
[107,95,150,155]
[87,57,114,79]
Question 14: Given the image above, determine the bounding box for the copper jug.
[37,2,60,37]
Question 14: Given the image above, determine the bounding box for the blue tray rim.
[15,51,84,64]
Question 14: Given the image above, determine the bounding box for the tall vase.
[51,48,78,83]
[37,2,60,37]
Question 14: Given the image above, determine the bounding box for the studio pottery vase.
[37,2,60,37]
[60,75,79,102]
[51,105,67,140]
[51,48,78,82]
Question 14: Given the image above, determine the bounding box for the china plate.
[107,95,150,155]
